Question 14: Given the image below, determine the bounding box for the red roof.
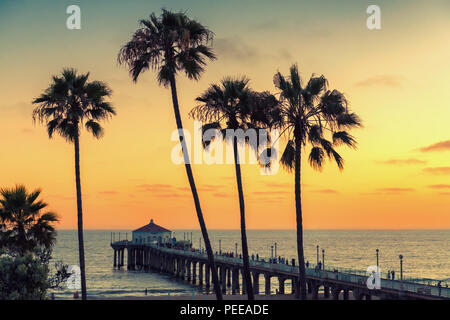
[133,219,171,233]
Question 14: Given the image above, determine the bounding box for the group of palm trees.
[31,9,361,300]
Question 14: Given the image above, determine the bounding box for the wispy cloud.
[253,191,289,195]
[215,37,260,63]
[213,192,232,198]
[428,184,450,189]
[265,182,291,188]
[377,187,415,193]
[313,189,339,194]
[214,37,292,64]
[99,191,119,195]
[355,75,405,88]
[377,158,426,165]
[423,167,450,175]
[137,184,173,191]
[419,140,450,152]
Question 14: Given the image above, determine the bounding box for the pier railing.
[112,241,450,299]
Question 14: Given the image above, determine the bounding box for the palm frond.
[332,131,357,148]
[280,140,296,171]
[308,147,325,171]
[85,120,104,138]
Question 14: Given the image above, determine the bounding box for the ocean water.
[50,229,450,299]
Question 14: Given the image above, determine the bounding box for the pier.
[111,240,449,300]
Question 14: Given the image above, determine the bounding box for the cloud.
[98,191,119,195]
[214,37,292,64]
[248,20,283,31]
[137,184,174,192]
[214,38,260,63]
[428,184,450,189]
[423,167,450,175]
[355,75,405,88]
[377,158,426,165]
[213,192,232,198]
[377,188,415,193]
[137,183,223,196]
[253,191,289,195]
[313,189,339,194]
[265,182,291,188]
[419,140,450,152]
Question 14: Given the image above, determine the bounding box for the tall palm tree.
[190,77,275,299]
[0,184,58,257]
[265,64,362,299]
[117,9,222,299]
[32,68,116,300]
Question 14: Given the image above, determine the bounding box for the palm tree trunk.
[233,137,254,300]
[169,75,222,300]
[74,130,87,300]
[295,139,307,299]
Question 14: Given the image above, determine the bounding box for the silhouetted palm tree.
[32,68,116,300]
[265,64,362,299]
[0,184,58,257]
[117,9,222,299]
[191,77,276,299]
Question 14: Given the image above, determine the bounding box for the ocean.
[50,229,450,299]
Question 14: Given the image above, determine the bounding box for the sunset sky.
[0,0,449,230]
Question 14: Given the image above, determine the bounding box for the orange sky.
[0,0,449,229]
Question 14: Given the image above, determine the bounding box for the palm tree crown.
[0,185,58,256]
[32,68,115,141]
[190,77,277,149]
[117,9,216,84]
[271,64,362,170]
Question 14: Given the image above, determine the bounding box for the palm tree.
[0,184,58,257]
[265,64,362,299]
[32,68,116,300]
[190,77,276,299]
[117,9,222,299]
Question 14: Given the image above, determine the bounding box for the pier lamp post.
[219,240,221,254]
[316,245,319,265]
[322,249,325,270]
[271,245,274,262]
[376,249,379,267]
[274,243,277,259]
[399,255,404,280]
[235,243,238,257]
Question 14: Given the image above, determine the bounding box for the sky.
[0,0,449,230]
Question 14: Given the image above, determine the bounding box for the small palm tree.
[32,68,116,300]
[117,10,222,299]
[265,64,362,299]
[191,77,277,299]
[0,184,58,257]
